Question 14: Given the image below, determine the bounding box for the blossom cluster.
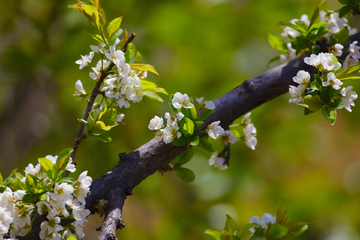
[279,11,357,63]
[240,112,257,150]
[289,50,358,112]
[249,213,276,236]
[0,154,92,240]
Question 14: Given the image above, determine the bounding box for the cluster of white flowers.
[0,155,92,240]
[241,113,257,150]
[75,38,147,112]
[148,111,184,144]
[208,152,228,170]
[344,41,360,69]
[320,11,357,36]
[249,213,276,236]
[289,51,358,112]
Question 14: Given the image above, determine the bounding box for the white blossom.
[320,53,341,71]
[333,43,344,57]
[105,38,125,68]
[221,130,237,145]
[341,86,358,112]
[249,213,276,233]
[244,124,257,150]
[349,41,360,59]
[90,43,106,53]
[165,112,184,128]
[280,43,297,63]
[172,92,194,109]
[281,14,309,38]
[148,116,164,130]
[75,52,94,69]
[322,72,342,90]
[304,54,321,67]
[208,152,227,170]
[292,70,310,89]
[115,113,125,124]
[161,126,181,144]
[241,112,252,126]
[343,54,359,69]
[289,85,303,105]
[196,97,216,110]
[207,121,224,139]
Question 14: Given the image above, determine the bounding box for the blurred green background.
[1,0,360,239]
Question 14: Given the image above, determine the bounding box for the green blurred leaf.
[279,222,308,240]
[57,177,74,184]
[93,120,112,132]
[329,99,344,109]
[146,87,169,95]
[205,229,222,240]
[299,95,324,112]
[22,193,38,203]
[320,86,333,106]
[190,135,200,146]
[337,76,360,81]
[82,30,104,43]
[276,198,288,225]
[339,5,352,18]
[91,132,112,142]
[321,107,337,125]
[337,64,360,79]
[175,167,195,182]
[100,108,117,126]
[66,236,78,240]
[309,26,329,42]
[225,214,236,236]
[268,34,288,52]
[198,138,214,152]
[107,17,122,38]
[291,37,310,55]
[130,64,159,75]
[140,80,157,90]
[178,148,194,166]
[267,223,288,239]
[125,43,136,63]
[278,20,307,36]
[39,157,54,172]
[334,26,349,44]
[235,223,258,238]
[25,174,36,190]
[56,148,73,172]
[109,28,124,46]
[267,55,281,68]
[249,227,265,240]
[135,51,143,63]
[172,135,189,146]
[197,109,215,121]
[143,90,164,102]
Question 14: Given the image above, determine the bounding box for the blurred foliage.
[1,0,360,239]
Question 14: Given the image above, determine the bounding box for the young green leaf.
[183,117,195,137]
[143,91,164,102]
[321,107,337,125]
[129,64,159,75]
[177,147,194,166]
[234,223,258,238]
[171,135,189,146]
[125,43,136,63]
[93,121,112,132]
[175,167,195,182]
[107,17,123,38]
[56,148,73,172]
[276,198,288,225]
[198,138,214,152]
[205,229,222,240]
[225,214,237,236]
[268,34,288,52]
[320,86,333,106]
[140,80,157,90]
[190,135,200,146]
[267,223,289,239]
[299,95,324,112]
[91,132,112,143]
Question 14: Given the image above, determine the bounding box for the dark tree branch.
[20,32,360,240]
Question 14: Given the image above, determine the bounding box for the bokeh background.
[1,0,360,239]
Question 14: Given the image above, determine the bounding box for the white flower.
[165,112,184,128]
[221,130,237,145]
[322,72,342,90]
[90,59,111,80]
[349,41,360,59]
[343,54,359,69]
[161,126,181,144]
[207,121,224,139]
[75,52,94,69]
[148,116,164,130]
[304,54,321,67]
[249,213,276,233]
[244,124,257,150]
[172,92,194,109]
[51,183,74,205]
[280,43,297,63]
[289,85,303,105]
[281,14,309,39]
[292,70,310,89]
[36,201,51,215]
[66,158,76,173]
[0,206,13,235]
[115,113,125,124]
[196,97,216,110]
[241,112,252,126]
[208,152,228,170]
[320,53,341,71]
[105,38,125,68]
[341,86,358,112]
[333,43,343,57]
[90,43,106,53]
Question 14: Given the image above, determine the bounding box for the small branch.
[70,33,137,162]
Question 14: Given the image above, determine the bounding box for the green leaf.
[140,80,157,90]
[249,227,265,240]
[109,28,124,46]
[57,177,74,184]
[309,6,319,28]
[276,198,288,225]
[135,51,143,63]
[309,26,329,42]
[320,86,333,106]
[299,95,324,112]
[100,108,117,126]
[125,43,136,63]
[225,214,236,236]
[22,193,38,203]
[82,30,104,43]
[93,121,112,132]
[107,17,122,38]
[183,117,195,137]
[146,87,169,95]
[198,138,214,152]
[78,118,91,131]
[25,174,36,190]
[194,121,204,129]
[337,76,360,81]
[235,223,258,238]
[205,229,222,240]
[175,167,195,182]
[267,223,289,239]
[304,107,314,115]
[66,236,78,240]
[329,99,344,109]
[280,222,308,240]
[322,107,337,125]
[278,20,307,36]
[268,34,288,52]
[337,64,360,79]
[197,109,215,121]
[190,136,200,146]
[334,26,349,44]
[39,157,54,172]
[143,91,164,102]
[291,37,310,55]
[56,148,73,172]
[129,64,159,75]
[177,148,194,166]
[339,5,352,18]
[189,106,198,120]
[171,135,189,146]
[0,172,2,183]
[91,132,112,142]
